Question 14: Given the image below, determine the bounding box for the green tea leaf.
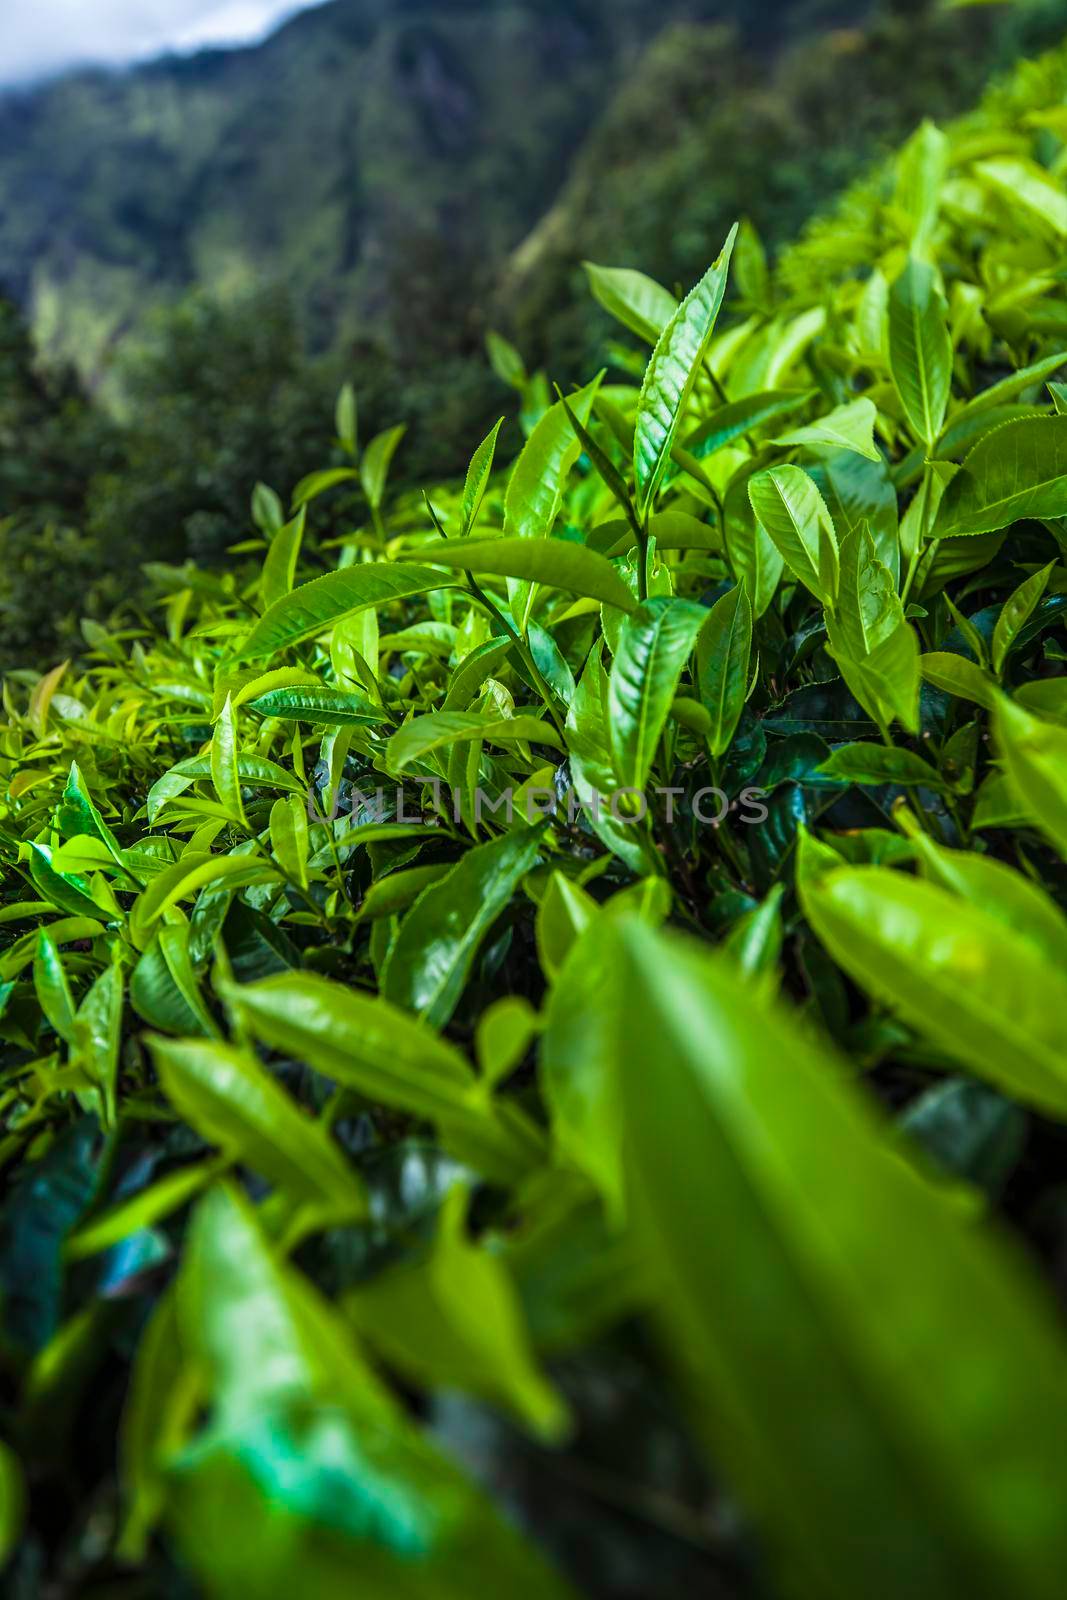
[582,261,678,344]
[335,381,357,456]
[802,865,1067,1116]
[540,923,623,1216]
[387,712,563,773]
[359,423,406,510]
[608,597,708,790]
[919,651,998,709]
[937,417,1067,538]
[976,157,1067,237]
[774,397,881,462]
[461,418,503,536]
[210,695,247,828]
[130,853,281,947]
[994,696,1067,860]
[829,523,902,659]
[58,761,127,872]
[259,506,306,612]
[269,796,309,889]
[504,378,600,542]
[252,481,284,534]
[823,521,918,733]
[290,466,359,508]
[425,536,636,613]
[69,1161,221,1260]
[612,917,1067,1600]
[167,1185,576,1599]
[749,464,839,603]
[535,870,597,983]
[634,225,737,515]
[992,561,1056,674]
[149,1037,365,1212]
[73,958,123,1120]
[904,825,1067,967]
[227,972,545,1183]
[383,824,544,1029]
[816,744,946,789]
[248,685,387,727]
[34,931,76,1042]
[888,257,952,449]
[346,1186,567,1439]
[235,564,449,660]
[685,388,814,460]
[697,585,752,759]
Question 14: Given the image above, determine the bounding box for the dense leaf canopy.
[7,22,1067,1600]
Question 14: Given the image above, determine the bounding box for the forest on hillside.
[7,1,1067,1597]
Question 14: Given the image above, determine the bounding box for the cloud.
[0,0,323,85]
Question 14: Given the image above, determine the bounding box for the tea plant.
[6,34,1067,1600]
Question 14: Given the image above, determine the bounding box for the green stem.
[900,465,938,608]
[900,542,922,609]
[706,363,730,409]
[323,819,355,909]
[636,514,650,603]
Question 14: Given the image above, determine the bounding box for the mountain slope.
[0,0,774,386]
[502,0,1067,377]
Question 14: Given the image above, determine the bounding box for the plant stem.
[636,513,650,602]
[463,573,565,736]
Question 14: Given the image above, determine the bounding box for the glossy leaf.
[260,506,306,612]
[503,377,600,542]
[774,397,881,462]
[816,744,946,790]
[359,423,406,510]
[612,917,1067,1600]
[424,536,636,613]
[608,597,708,790]
[248,685,387,726]
[634,225,738,515]
[149,1036,365,1212]
[227,971,546,1183]
[387,711,563,773]
[888,257,952,449]
[461,418,503,536]
[686,388,814,460]
[210,694,247,828]
[802,865,1067,1116]
[535,871,597,983]
[919,651,998,709]
[269,796,309,889]
[749,464,839,603]
[582,261,678,344]
[992,561,1055,675]
[383,824,544,1029]
[697,585,752,759]
[235,564,449,660]
[995,696,1067,860]
[937,417,1067,538]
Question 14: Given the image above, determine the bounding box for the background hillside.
[0,0,798,389]
[3,0,1066,409]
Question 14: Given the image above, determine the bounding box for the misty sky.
[0,1,327,86]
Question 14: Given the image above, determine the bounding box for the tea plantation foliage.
[8,35,1067,1600]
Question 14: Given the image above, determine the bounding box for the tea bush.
[7,32,1067,1600]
